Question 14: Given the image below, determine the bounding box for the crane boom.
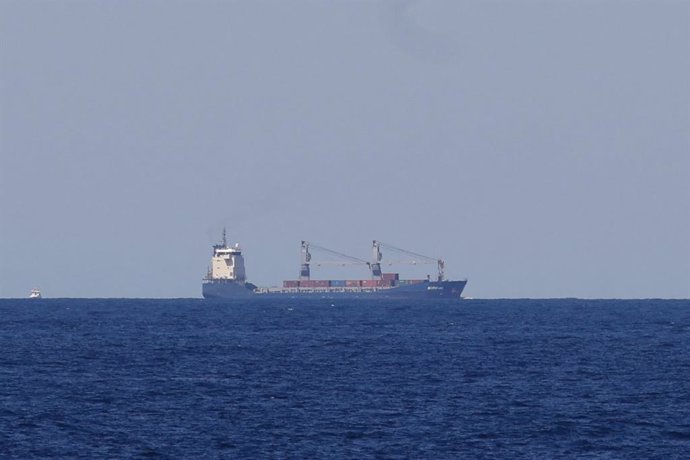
[306,242,370,265]
[373,241,437,262]
[373,240,446,281]
[300,241,370,280]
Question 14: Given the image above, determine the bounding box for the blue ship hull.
[203,279,467,300]
[202,280,255,299]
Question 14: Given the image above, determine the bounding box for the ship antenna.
[222,227,227,247]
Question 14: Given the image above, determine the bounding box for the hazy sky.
[1,0,688,298]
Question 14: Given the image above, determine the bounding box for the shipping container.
[283,280,299,288]
[361,280,378,287]
[346,280,361,287]
[382,273,400,281]
[330,280,346,287]
[376,279,393,287]
[312,280,330,287]
[299,280,316,288]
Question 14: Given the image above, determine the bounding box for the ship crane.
[372,240,446,282]
[300,241,370,280]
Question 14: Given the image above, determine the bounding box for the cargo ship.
[202,230,467,299]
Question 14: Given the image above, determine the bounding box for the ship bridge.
[206,229,246,282]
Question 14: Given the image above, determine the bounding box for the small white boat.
[29,288,42,299]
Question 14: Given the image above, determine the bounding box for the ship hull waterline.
[202,279,467,300]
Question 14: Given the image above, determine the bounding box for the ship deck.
[254,286,394,295]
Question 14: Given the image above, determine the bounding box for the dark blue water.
[1,298,689,458]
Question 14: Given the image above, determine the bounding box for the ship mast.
[300,241,311,280]
[371,240,383,278]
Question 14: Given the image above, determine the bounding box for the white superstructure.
[29,288,41,299]
[205,229,246,282]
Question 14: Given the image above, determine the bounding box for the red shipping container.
[283,280,299,288]
[313,280,330,287]
[299,280,316,288]
[346,280,361,287]
[382,273,399,281]
[361,280,378,287]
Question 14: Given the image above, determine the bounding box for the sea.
[1,298,689,458]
